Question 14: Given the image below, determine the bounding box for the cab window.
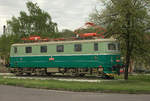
[57,45,64,52]
[14,47,17,53]
[94,43,98,51]
[118,43,120,50]
[74,44,82,52]
[108,43,116,50]
[41,46,47,53]
[26,47,32,53]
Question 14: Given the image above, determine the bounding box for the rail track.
[2,74,115,82]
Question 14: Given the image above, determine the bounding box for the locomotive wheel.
[16,73,23,76]
[15,71,23,76]
[26,73,31,76]
[15,68,23,76]
[46,72,52,76]
[102,73,114,79]
[79,73,85,77]
[102,75,114,79]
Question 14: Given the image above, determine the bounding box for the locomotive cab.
[101,42,122,79]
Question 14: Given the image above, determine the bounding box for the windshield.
[108,43,116,50]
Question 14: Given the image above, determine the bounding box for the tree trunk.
[124,12,131,80]
[124,49,130,80]
[124,34,130,80]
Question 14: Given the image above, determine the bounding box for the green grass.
[0,75,150,94]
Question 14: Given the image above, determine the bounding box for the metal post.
[3,25,6,34]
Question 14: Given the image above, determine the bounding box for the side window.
[118,43,120,50]
[94,43,98,51]
[25,47,32,53]
[14,47,17,53]
[108,43,116,50]
[74,44,82,52]
[41,46,47,53]
[57,45,64,52]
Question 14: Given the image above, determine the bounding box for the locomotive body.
[9,38,121,78]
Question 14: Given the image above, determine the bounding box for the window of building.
[25,47,32,53]
[14,47,17,53]
[41,46,47,53]
[94,43,98,51]
[57,45,64,52]
[74,44,82,52]
[108,43,116,50]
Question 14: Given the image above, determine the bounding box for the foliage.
[89,0,150,79]
[54,29,75,38]
[75,27,98,34]
[7,1,58,37]
[0,1,59,64]
[0,35,10,64]
[0,34,22,64]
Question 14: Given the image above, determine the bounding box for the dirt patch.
[0,64,8,73]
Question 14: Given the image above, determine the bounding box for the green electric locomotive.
[9,38,122,78]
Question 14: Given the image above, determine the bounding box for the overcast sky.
[0,0,102,35]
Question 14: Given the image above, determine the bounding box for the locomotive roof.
[12,38,116,46]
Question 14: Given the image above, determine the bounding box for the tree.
[0,1,58,65]
[7,1,58,37]
[89,0,150,80]
[0,34,21,65]
[60,29,75,38]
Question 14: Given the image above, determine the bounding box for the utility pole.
[3,25,6,34]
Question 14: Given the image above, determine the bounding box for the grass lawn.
[0,74,150,94]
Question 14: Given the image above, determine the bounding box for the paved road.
[0,85,150,101]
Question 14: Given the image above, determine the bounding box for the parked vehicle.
[9,38,122,79]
